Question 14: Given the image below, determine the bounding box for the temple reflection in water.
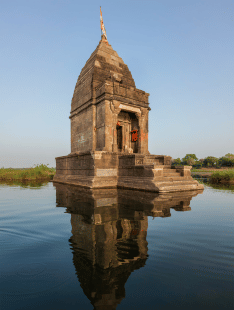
[54,183,203,309]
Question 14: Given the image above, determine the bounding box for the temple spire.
[100,6,108,43]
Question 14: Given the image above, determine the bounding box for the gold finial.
[100,6,108,43]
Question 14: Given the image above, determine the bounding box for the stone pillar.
[175,166,192,177]
[136,112,142,154]
[112,107,121,153]
[139,108,149,155]
[92,104,97,151]
[164,156,172,166]
[112,113,117,152]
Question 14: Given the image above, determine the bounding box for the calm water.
[0,182,233,310]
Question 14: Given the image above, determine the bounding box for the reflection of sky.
[1,0,234,167]
[0,183,233,309]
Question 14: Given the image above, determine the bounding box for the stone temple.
[53,27,203,193]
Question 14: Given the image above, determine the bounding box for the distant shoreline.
[0,165,56,182]
[3,167,56,170]
[1,166,233,184]
[192,168,234,184]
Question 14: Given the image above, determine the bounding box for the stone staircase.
[162,168,183,181]
[118,153,204,193]
[150,166,202,192]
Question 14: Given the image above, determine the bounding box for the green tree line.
[172,153,234,168]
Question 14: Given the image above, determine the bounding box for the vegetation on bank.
[0,164,56,181]
[172,153,234,169]
[191,169,224,173]
[195,179,234,193]
[172,153,234,183]
[210,169,234,183]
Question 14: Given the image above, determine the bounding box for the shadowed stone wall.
[71,106,93,153]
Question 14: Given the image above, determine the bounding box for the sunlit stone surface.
[53,36,204,192]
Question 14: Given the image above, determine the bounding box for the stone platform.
[53,151,204,193]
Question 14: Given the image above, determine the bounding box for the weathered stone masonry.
[53,35,204,193]
[70,36,149,154]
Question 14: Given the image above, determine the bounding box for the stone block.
[96,168,118,177]
[175,166,192,177]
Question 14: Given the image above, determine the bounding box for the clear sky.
[1,0,234,168]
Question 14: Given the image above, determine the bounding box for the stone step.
[158,185,203,193]
[145,161,164,165]
[163,175,182,179]
[117,176,203,193]
[162,177,187,182]
[163,174,181,177]
[155,180,197,186]
[163,174,179,176]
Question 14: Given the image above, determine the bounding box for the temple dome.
[71,36,136,113]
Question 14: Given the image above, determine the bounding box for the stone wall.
[71,105,93,153]
[96,101,105,150]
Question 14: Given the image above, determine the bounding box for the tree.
[225,153,234,159]
[182,154,198,165]
[203,156,219,167]
[219,154,234,167]
[187,158,196,166]
[172,158,182,166]
[193,160,203,169]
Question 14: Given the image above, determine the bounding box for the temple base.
[53,152,204,193]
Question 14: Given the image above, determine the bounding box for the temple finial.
[100,6,108,43]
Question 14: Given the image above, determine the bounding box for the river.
[0,182,233,309]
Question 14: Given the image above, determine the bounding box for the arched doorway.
[116,111,139,153]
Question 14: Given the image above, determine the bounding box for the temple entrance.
[117,125,122,152]
[131,127,138,153]
[116,111,139,153]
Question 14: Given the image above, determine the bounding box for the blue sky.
[1,0,233,167]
